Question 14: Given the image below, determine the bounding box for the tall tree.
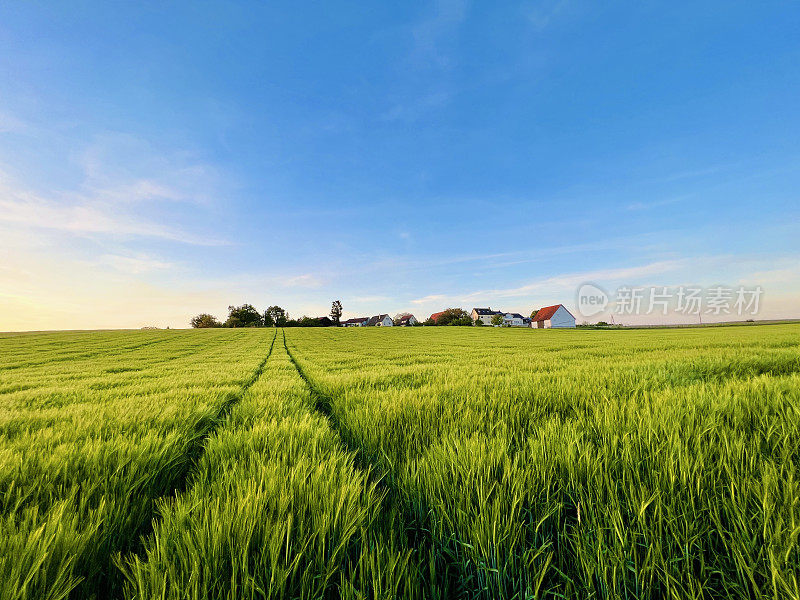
[491,313,504,326]
[224,304,263,328]
[330,300,343,326]
[265,305,288,327]
[530,309,539,320]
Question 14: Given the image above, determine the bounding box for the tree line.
[192,304,539,329]
[191,301,343,328]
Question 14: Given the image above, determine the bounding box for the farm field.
[0,324,798,600]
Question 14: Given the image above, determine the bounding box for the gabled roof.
[429,311,445,322]
[532,304,574,322]
[366,314,390,326]
[505,313,524,319]
[396,314,416,323]
[472,307,501,316]
[342,317,368,324]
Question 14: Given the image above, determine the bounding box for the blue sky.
[1,1,799,329]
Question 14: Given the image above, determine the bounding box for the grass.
[0,325,798,599]
[0,329,271,599]
[119,330,420,599]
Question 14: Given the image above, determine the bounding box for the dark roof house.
[342,317,368,326]
[472,307,503,316]
[366,314,392,326]
[395,314,417,326]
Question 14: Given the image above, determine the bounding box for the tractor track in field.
[97,329,278,600]
[281,329,376,476]
[1,335,179,371]
[282,330,454,591]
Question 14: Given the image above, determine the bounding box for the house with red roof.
[429,311,446,323]
[530,304,576,328]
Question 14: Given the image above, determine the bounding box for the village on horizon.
[189,302,577,329]
[340,304,576,328]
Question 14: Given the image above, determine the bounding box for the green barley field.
[1,325,798,600]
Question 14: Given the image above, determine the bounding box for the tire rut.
[281,329,376,476]
[282,329,448,596]
[98,329,278,600]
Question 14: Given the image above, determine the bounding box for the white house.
[471,307,502,325]
[502,312,526,327]
[394,314,418,326]
[530,304,576,328]
[366,314,393,327]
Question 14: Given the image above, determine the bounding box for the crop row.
[285,325,800,599]
[1,325,798,599]
[0,329,271,600]
[120,330,427,599]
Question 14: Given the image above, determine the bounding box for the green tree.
[330,300,343,326]
[224,304,263,328]
[491,313,504,327]
[437,308,472,326]
[263,311,275,327]
[530,309,539,320]
[298,316,324,327]
[190,313,222,328]
[265,306,288,327]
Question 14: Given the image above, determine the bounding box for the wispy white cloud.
[738,264,800,286]
[411,294,448,305]
[281,274,325,289]
[76,133,223,207]
[410,259,685,306]
[349,295,393,304]
[93,253,175,274]
[0,175,228,245]
[354,235,661,277]
[627,194,691,211]
[0,191,227,245]
[91,179,188,204]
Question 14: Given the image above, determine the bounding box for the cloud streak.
[93,253,176,274]
[412,260,685,305]
[0,179,228,246]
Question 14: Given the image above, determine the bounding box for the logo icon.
[576,282,608,317]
